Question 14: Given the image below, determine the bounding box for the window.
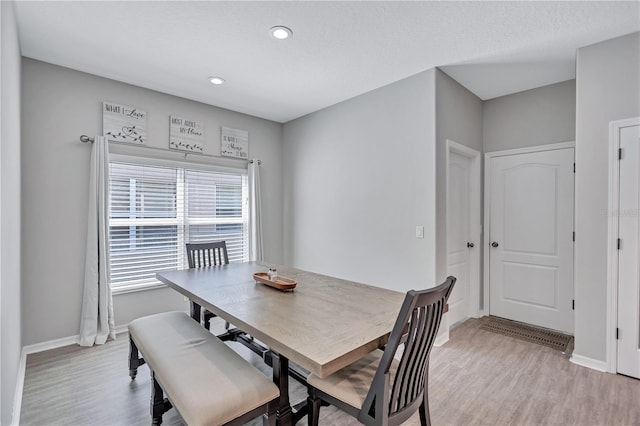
[108,159,248,291]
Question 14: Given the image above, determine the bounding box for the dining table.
[156,262,405,426]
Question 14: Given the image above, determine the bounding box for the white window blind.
[109,160,248,291]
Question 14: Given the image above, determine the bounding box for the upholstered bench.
[128,311,280,426]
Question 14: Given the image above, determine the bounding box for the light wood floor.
[20,317,640,426]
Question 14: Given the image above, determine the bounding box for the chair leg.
[419,390,431,426]
[307,389,321,426]
[151,372,164,425]
[129,336,139,379]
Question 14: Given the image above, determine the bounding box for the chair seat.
[307,349,399,410]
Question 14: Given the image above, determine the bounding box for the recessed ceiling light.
[209,76,225,85]
[270,26,292,40]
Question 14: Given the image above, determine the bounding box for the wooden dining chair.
[186,241,229,331]
[306,276,456,426]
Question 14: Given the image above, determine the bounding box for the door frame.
[483,141,576,318]
[606,117,640,373]
[446,140,482,318]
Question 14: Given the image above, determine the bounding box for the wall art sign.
[220,126,249,159]
[169,116,204,152]
[103,102,147,144]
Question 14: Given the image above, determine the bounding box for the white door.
[617,123,640,378]
[447,151,476,325]
[489,148,575,333]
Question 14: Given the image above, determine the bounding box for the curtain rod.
[79,135,261,164]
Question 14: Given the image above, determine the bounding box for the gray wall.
[483,79,576,152]
[21,59,284,346]
[434,69,483,285]
[1,1,22,424]
[282,70,437,292]
[574,32,640,362]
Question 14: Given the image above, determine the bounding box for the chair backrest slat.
[414,302,442,399]
[404,305,430,405]
[186,241,229,268]
[391,303,429,412]
[358,276,455,426]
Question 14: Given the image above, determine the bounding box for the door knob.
[467,242,475,248]
[491,242,499,248]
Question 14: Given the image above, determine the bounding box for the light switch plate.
[415,226,424,238]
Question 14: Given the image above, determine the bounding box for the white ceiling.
[13,1,640,123]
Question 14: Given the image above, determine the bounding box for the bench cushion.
[129,311,279,426]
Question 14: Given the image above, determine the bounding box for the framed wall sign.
[221,126,249,159]
[169,116,204,152]
[103,101,147,144]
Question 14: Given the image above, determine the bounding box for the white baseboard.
[23,334,80,355]
[570,353,608,372]
[115,324,129,335]
[10,349,27,426]
[434,331,449,347]
[23,326,129,355]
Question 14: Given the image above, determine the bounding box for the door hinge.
[618,238,622,250]
[619,148,623,160]
[573,162,576,173]
[572,299,575,310]
[616,328,619,340]
[572,232,575,242]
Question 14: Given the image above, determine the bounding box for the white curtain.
[79,136,115,346]
[248,159,264,261]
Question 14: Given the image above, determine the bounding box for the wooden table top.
[157,262,405,378]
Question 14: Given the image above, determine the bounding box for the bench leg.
[150,371,173,426]
[151,372,164,425]
[129,336,146,380]
[129,337,138,379]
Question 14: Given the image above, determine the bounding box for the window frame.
[109,153,249,294]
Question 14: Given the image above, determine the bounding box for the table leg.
[271,353,293,426]
[189,301,201,323]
